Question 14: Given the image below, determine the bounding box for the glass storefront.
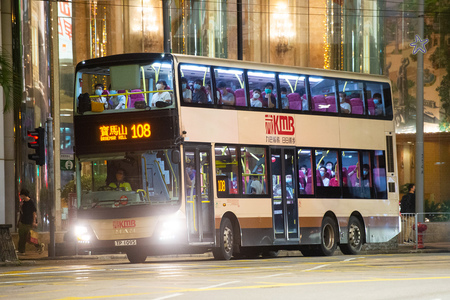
[13,0,450,230]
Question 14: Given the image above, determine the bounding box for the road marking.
[302,264,329,271]
[0,269,106,276]
[257,273,292,278]
[152,293,183,300]
[199,281,240,290]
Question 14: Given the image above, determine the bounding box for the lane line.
[199,280,240,290]
[302,264,329,271]
[152,293,183,300]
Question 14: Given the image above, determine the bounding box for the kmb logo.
[113,220,136,229]
[265,115,295,135]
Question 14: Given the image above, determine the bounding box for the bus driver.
[109,169,132,191]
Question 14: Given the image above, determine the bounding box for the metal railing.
[399,212,450,250]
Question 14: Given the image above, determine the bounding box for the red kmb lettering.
[113,220,136,229]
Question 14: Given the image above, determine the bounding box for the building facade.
[2,0,449,231]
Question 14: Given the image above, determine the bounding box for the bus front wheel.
[212,218,234,260]
[126,250,147,263]
[340,216,364,255]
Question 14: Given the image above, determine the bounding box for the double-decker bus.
[73,53,399,263]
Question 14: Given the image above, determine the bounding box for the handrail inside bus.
[141,66,147,104]
[141,156,150,203]
[164,150,178,198]
[154,159,170,195]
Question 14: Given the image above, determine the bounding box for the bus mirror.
[172,150,180,164]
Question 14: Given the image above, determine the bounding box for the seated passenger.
[192,79,208,104]
[264,82,276,108]
[109,169,132,191]
[108,85,126,109]
[218,81,235,106]
[339,92,351,114]
[151,80,172,107]
[295,87,308,111]
[93,83,108,109]
[319,166,330,187]
[250,89,263,107]
[325,161,335,178]
[181,77,192,103]
[354,164,370,187]
[280,87,289,109]
[373,93,384,116]
[250,176,263,194]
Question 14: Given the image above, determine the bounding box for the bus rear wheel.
[212,218,234,260]
[126,250,147,263]
[340,216,364,255]
[318,216,338,256]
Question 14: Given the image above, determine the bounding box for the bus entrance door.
[270,148,299,242]
[184,145,215,245]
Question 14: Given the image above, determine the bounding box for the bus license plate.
[115,239,137,246]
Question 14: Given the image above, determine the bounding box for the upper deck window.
[309,77,337,113]
[179,64,213,105]
[214,68,246,107]
[279,74,307,111]
[75,59,174,114]
[248,71,277,109]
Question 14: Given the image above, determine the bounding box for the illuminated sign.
[74,110,178,155]
[99,123,151,142]
[113,219,135,229]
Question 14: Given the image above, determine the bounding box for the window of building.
[248,71,277,108]
[309,77,337,113]
[214,68,246,107]
[279,74,308,111]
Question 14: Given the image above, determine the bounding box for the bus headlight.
[74,225,91,242]
[159,219,183,241]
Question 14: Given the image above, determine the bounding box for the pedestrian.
[17,188,45,255]
[400,183,416,243]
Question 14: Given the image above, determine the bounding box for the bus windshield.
[78,149,180,209]
[75,57,174,113]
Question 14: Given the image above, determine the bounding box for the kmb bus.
[73,53,399,263]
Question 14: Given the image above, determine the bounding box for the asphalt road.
[1,253,450,300]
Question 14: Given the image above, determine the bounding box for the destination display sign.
[74,110,178,155]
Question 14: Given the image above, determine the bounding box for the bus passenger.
[373,93,384,116]
[250,176,263,194]
[108,86,126,109]
[265,82,276,108]
[339,92,351,114]
[250,89,263,107]
[319,166,330,187]
[151,80,172,107]
[280,87,289,109]
[109,169,132,191]
[296,87,308,111]
[192,79,208,104]
[325,161,335,177]
[181,77,192,103]
[218,81,235,106]
[93,83,108,108]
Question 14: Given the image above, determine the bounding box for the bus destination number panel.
[74,110,177,155]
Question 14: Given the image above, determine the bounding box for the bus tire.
[340,216,364,255]
[126,250,147,263]
[318,216,338,256]
[212,217,234,260]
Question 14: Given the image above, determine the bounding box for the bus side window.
[241,146,267,195]
[372,150,387,199]
[248,71,277,109]
[215,145,239,197]
[298,149,313,195]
